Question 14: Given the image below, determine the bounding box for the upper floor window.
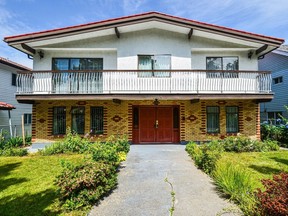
[52,58,103,70]
[206,57,239,78]
[12,73,17,86]
[138,55,171,77]
[273,76,283,84]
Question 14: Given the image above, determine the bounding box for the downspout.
[8,110,13,137]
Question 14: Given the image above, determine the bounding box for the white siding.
[0,63,32,135]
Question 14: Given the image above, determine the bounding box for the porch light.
[153,99,159,106]
[38,50,44,59]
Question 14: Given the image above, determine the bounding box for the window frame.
[267,111,283,125]
[206,56,239,78]
[90,106,104,135]
[24,113,32,125]
[226,106,239,133]
[272,76,283,85]
[71,106,85,135]
[53,107,66,135]
[12,73,17,86]
[52,58,103,70]
[206,106,220,134]
[138,54,171,78]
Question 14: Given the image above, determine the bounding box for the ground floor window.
[90,107,104,134]
[267,111,283,125]
[226,106,239,133]
[71,107,85,134]
[53,107,66,135]
[207,106,220,133]
[24,113,32,125]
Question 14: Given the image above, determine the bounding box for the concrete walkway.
[89,145,241,216]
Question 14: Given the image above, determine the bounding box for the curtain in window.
[207,107,219,133]
[139,56,153,77]
[206,57,239,78]
[138,55,171,77]
[226,107,238,133]
[71,107,85,134]
[153,55,171,77]
[52,59,70,93]
[52,58,103,93]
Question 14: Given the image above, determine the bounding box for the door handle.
[155,120,159,128]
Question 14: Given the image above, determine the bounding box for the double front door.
[133,106,179,143]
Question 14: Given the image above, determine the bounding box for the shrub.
[40,129,91,155]
[0,147,28,157]
[0,133,6,149]
[222,136,254,152]
[90,135,130,164]
[255,172,288,216]
[55,160,117,211]
[221,136,279,152]
[261,124,288,147]
[185,142,203,163]
[213,162,256,214]
[90,143,120,165]
[186,141,223,174]
[5,136,24,148]
[40,142,67,155]
[105,135,130,154]
[25,135,32,144]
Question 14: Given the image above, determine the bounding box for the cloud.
[163,0,287,40]
[0,0,287,69]
[122,0,148,14]
[0,1,34,67]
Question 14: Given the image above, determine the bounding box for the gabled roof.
[0,102,16,110]
[273,45,288,56]
[4,11,284,56]
[0,57,31,71]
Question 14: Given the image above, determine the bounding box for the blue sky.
[1,0,287,68]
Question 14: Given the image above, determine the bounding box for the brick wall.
[32,99,259,142]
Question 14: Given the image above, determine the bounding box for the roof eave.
[4,12,284,48]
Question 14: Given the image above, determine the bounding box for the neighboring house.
[259,45,288,125]
[4,12,284,143]
[0,57,32,136]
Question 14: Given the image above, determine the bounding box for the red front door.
[138,107,174,143]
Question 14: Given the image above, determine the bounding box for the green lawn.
[220,150,288,188]
[0,154,86,216]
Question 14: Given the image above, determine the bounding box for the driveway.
[89,145,241,216]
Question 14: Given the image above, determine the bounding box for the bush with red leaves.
[255,172,288,216]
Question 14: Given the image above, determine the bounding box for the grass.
[219,150,288,189]
[0,154,87,216]
[215,150,288,214]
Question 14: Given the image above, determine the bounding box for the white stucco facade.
[33,29,258,71]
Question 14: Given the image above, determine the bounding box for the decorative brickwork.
[31,104,36,141]
[32,99,260,143]
[256,102,261,140]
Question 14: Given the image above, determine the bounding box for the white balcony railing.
[16,70,272,94]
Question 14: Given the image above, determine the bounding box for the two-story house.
[0,57,32,137]
[259,45,288,124]
[4,12,284,144]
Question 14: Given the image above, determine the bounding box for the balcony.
[16,70,273,101]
